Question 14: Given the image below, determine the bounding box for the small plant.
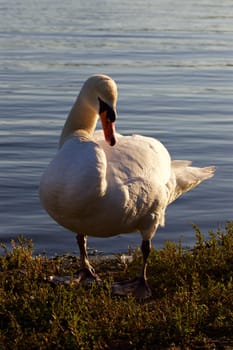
[0,222,233,349]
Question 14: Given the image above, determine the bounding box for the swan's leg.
[138,239,152,296]
[76,234,93,271]
[111,239,152,299]
[47,234,100,285]
[76,234,101,283]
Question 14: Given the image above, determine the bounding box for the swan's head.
[83,75,118,146]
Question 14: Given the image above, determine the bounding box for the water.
[0,0,232,256]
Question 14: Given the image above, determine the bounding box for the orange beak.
[100,111,116,146]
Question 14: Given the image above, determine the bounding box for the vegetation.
[0,222,233,350]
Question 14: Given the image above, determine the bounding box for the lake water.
[0,0,232,256]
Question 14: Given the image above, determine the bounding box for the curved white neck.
[59,95,98,148]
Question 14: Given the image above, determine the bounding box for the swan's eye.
[98,97,116,122]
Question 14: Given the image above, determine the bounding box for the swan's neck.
[59,96,98,148]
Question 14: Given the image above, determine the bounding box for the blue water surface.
[0,0,232,256]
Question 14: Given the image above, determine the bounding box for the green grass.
[1,222,233,349]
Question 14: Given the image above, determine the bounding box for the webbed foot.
[48,267,101,286]
[111,277,152,299]
[74,267,101,285]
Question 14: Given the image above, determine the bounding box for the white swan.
[40,74,215,298]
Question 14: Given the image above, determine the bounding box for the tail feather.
[167,160,216,204]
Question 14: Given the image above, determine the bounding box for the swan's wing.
[40,137,108,220]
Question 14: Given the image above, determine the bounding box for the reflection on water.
[0,0,232,256]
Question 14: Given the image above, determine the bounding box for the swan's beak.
[100,111,116,146]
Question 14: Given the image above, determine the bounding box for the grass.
[0,222,233,350]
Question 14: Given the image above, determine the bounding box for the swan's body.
[40,75,215,298]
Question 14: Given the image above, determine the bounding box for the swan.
[40,74,215,298]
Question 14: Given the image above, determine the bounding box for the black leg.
[111,239,152,299]
[47,234,100,286]
[141,239,151,280]
[76,234,92,271]
[76,234,100,282]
